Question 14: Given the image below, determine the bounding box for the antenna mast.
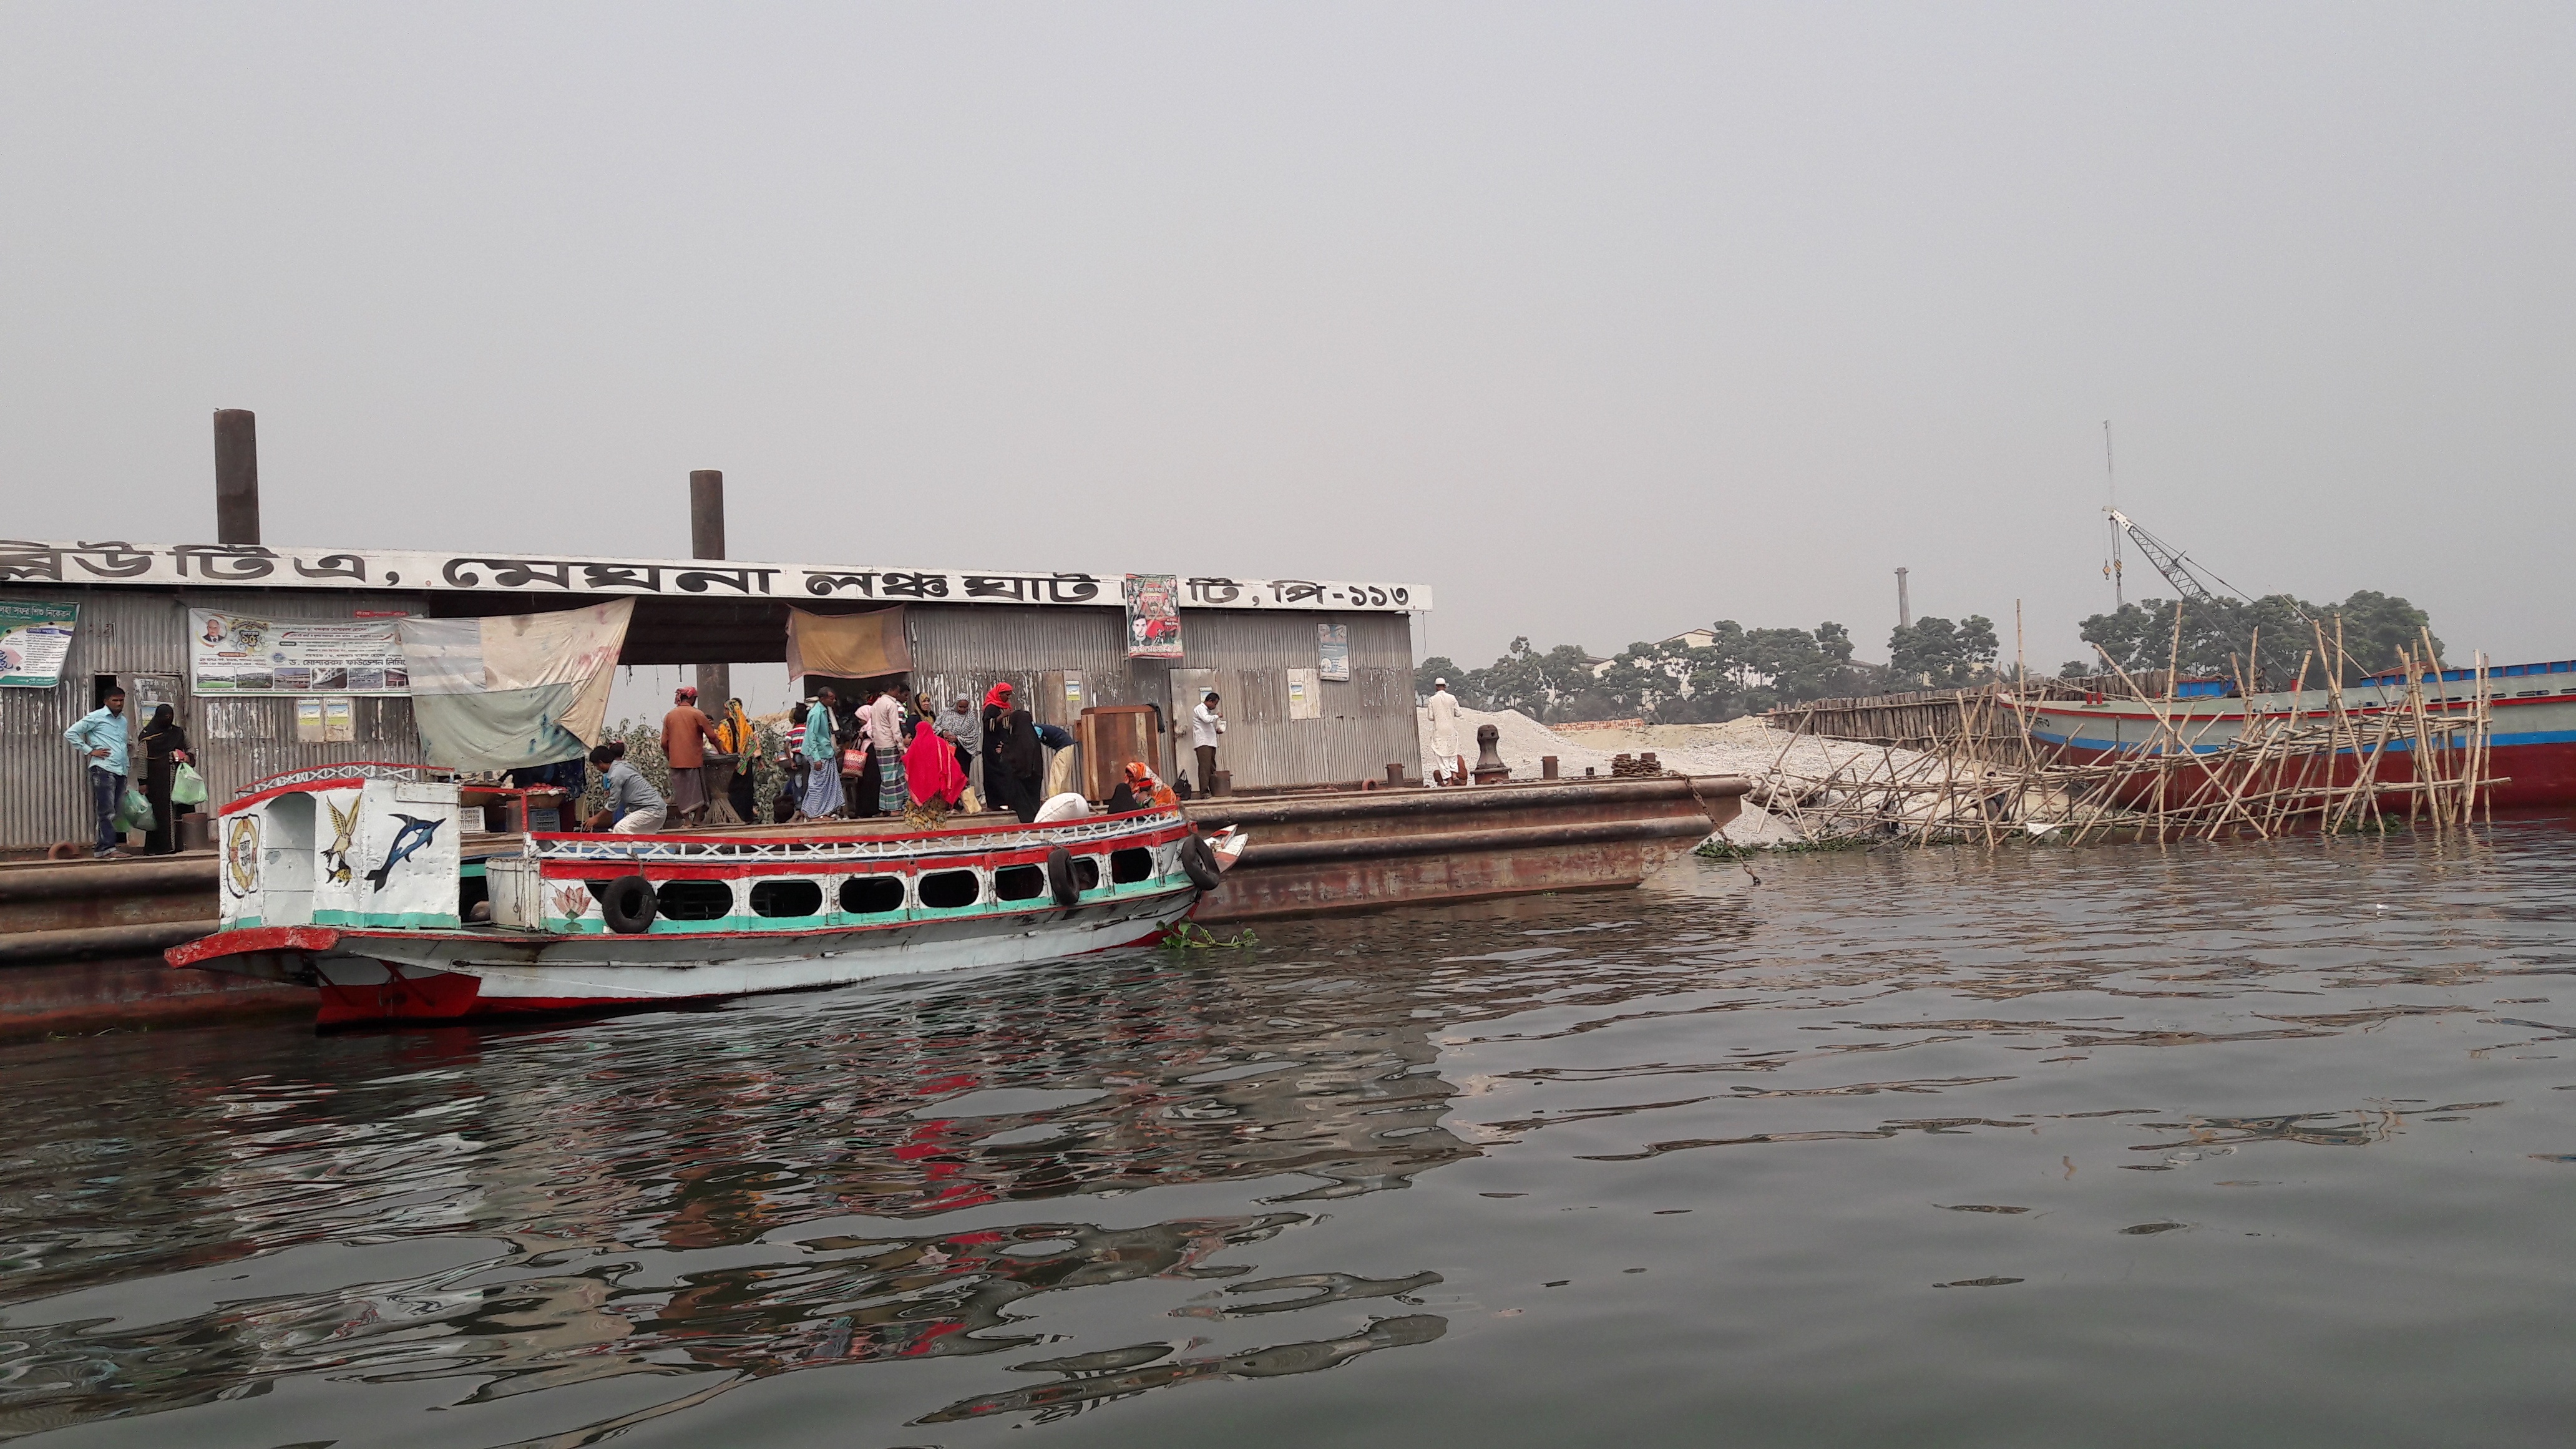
[2103,421,2124,608]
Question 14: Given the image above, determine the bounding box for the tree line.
[1420,588,2441,726]
[1417,613,2000,724]
[2069,590,2437,686]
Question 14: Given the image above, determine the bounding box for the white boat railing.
[526,811,1186,866]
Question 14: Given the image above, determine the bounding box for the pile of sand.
[1415,706,1922,847]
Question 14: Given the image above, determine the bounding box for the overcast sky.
[4,2,2569,688]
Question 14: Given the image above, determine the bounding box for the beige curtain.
[784,607,911,681]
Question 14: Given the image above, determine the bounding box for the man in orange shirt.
[661,686,723,827]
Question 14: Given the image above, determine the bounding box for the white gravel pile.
[1415,706,1932,847]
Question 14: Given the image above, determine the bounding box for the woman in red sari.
[904,718,968,809]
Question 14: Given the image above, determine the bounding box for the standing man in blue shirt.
[64,686,132,859]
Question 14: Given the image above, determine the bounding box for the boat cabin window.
[1109,847,1153,884]
[841,876,905,915]
[993,864,1045,902]
[917,869,982,910]
[750,879,824,918]
[655,881,736,921]
[1074,857,1101,891]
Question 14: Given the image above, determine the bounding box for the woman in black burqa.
[986,703,1046,824]
[137,704,193,856]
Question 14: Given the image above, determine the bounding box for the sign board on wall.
[1317,622,1350,682]
[0,600,78,687]
[192,610,409,695]
[0,540,1428,613]
[1286,668,1322,720]
[1124,575,1183,660]
[295,696,358,743]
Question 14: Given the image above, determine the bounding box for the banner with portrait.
[1124,574,1183,660]
[1317,622,1351,682]
[190,610,409,695]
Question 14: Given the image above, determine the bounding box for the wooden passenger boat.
[167,764,1238,1027]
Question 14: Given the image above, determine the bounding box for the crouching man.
[583,743,666,834]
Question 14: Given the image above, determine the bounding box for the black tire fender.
[1046,845,1081,907]
[1178,834,1222,891]
[600,874,658,934]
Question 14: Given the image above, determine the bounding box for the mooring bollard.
[1471,724,1510,784]
[1541,755,1559,780]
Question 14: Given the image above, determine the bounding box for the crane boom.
[2105,509,2225,607]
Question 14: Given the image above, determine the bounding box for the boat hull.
[170,793,1219,1027]
[177,889,1201,1026]
[2023,682,2576,811]
[1183,775,1747,920]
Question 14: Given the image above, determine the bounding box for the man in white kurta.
[1427,678,1463,783]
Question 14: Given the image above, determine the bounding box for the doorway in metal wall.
[1166,668,1215,788]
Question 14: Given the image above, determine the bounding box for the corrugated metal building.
[0,544,1425,849]
[905,605,1416,791]
[1,585,423,851]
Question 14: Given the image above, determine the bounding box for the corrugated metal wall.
[902,604,1143,726]
[0,586,427,850]
[899,605,1416,790]
[1171,612,1416,789]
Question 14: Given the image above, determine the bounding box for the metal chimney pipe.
[1895,567,1911,630]
[690,471,729,704]
[213,410,260,545]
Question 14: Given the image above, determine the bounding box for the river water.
[4,824,2575,1447]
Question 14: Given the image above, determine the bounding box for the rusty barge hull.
[0,854,306,1034]
[1183,776,1747,920]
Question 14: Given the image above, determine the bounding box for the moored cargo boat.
[2019,658,2576,808]
[168,764,1237,1026]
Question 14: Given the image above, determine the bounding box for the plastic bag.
[115,786,156,834]
[170,762,208,806]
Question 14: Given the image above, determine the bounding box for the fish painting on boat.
[168,763,1243,1027]
[365,812,443,891]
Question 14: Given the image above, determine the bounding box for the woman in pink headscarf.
[904,718,968,809]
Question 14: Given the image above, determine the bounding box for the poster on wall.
[1123,574,1183,660]
[0,600,78,688]
[191,610,409,695]
[1286,667,1322,720]
[1317,622,1350,682]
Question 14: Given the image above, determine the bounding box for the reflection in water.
[0,904,1568,1440]
[4,825,2576,1444]
[921,1314,1448,1425]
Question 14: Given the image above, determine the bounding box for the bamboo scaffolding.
[1739,625,2503,850]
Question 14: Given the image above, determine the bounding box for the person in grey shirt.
[582,743,666,834]
[937,695,983,798]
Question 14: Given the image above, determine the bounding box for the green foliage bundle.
[587,717,793,821]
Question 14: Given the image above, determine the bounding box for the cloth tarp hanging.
[399,599,632,770]
[784,607,910,681]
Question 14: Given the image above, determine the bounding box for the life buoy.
[1046,846,1081,907]
[600,874,658,934]
[1178,834,1222,891]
